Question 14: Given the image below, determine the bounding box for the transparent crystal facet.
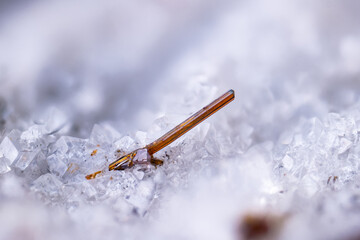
[338,137,352,154]
[20,125,46,150]
[31,173,63,198]
[114,136,136,152]
[15,148,41,170]
[133,148,151,164]
[89,124,116,146]
[47,154,68,177]
[0,136,19,165]
[0,157,11,174]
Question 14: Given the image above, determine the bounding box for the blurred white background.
[1,0,359,139]
[1,1,360,239]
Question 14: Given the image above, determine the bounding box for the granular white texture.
[1,0,360,240]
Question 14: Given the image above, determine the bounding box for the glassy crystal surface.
[7,129,21,149]
[0,157,11,174]
[31,173,63,200]
[2,5,360,238]
[114,136,136,153]
[42,107,68,134]
[89,124,118,146]
[20,125,47,150]
[273,112,360,194]
[4,98,360,240]
[47,154,67,177]
[133,148,151,164]
[0,136,19,165]
[15,148,41,170]
[125,179,155,216]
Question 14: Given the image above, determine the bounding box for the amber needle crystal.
[86,89,235,180]
[146,89,235,155]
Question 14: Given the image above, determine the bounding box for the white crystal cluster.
[270,108,360,239]
[0,110,224,239]
[274,111,360,194]
[1,0,360,240]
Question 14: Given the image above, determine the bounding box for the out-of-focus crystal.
[125,179,155,216]
[89,124,115,146]
[51,136,69,156]
[15,148,41,170]
[132,166,145,180]
[80,181,97,199]
[135,131,147,146]
[0,157,11,174]
[47,154,67,177]
[282,155,294,170]
[273,110,360,197]
[114,136,136,152]
[304,117,324,143]
[0,136,19,165]
[31,173,63,198]
[7,129,21,149]
[42,107,68,134]
[20,125,46,150]
[297,175,320,198]
[338,137,352,154]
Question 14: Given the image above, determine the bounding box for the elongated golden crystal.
[146,89,235,155]
[86,89,235,180]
